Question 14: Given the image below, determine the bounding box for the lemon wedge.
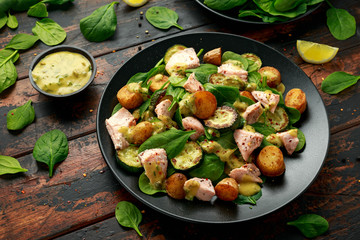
[123,0,148,7]
[296,40,339,64]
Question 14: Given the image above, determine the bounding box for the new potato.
[166,173,187,199]
[285,88,307,114]
[117,84,143,109]
[215,178,239,201]
[259,66,281,88]
[193,91,217,119]
[256,145,285,177]
[147,74,169,92]
[129,121,153,145]
[203,47,222,66]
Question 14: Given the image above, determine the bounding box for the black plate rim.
[96,32,330,224]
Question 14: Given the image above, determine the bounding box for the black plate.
[96,32,329,223]
[195,0,322,24]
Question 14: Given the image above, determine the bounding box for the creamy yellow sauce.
[32,51,92,95]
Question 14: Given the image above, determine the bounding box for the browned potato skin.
[240,91,256,102]
[147,74,169,92]
[215,178,239,201]
[194,91,217,119]
[259,66,281,88]
[285,88,307,114]
[256,146,285,177]
[203,48,222,66]
[117,85,143,110]
[129,121,153,145]
[166,173,188,199]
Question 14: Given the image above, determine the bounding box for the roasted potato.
[193,91,217,119]
[256,146,285,177]
[285,88,307,114]
[215,178,239,201]
[147,74,169,92]
[259,66,281,88]
[203,47,222,66]
[240,90,256,102]
[129,121,153,145]
[166,173,188,199]
[117,83,144,109]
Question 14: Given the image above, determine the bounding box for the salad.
[105,44,307,204]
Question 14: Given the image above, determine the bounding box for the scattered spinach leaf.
[7,11,18,29]
[0,49,19,63]
[326,1,356,40]
[0,155,28,175]
[204,0,247,11]
[146,6,183,30]
[11,0,39,12]
[7,100,35,130]
[189,154,225,181]
[0,57,18,94]
[115,201,143,237]
[0,12,7,30]
[287,214,329,238]
[80,2,119,42]
[32,18,67,46]
[221,51,248,70]
[5,33,39,50]
[233,189,262,205]
[321,71,360,94]
[42,0,74,5]
[138,172,166,195]
[33,129,69,177]
[28,2,48,18]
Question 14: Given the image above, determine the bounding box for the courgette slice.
[171,141,202,170]
[164,44,187,64]
[265,106,289,132]
[116,146,143,173]
[204,105,238,129]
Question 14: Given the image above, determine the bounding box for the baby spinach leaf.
[33,129,69,177]
[80,2,119,42]
[0,58,18,94]
[189,154,225,181]
[11,0,39,11]
[185,64,218,84]
[27,2,48,18]
[146,6,183,30]
[284,106,301,125]
[0,49,20,63]
[7,100,35,130]
[326,7,356,40]
[115,201,143,237]
[216,131,237,149]
[138,129,195,159]
[32,18,67,46]
[287,214,329,238]
[42,0,74,5]
[222,51,248,70]
[138,172,166,195]
[174,108,184,130]
[0,0,15,13]
[204,0,247,11]
[0,155,28,175]
[7,12,18,29]
[0,12,7,30]
[127,72,148,84]
[295,128,306,152]
[145,65,165,82]
[233,189,262,205]
[321,71,360,94]
[250,122,276,136]
[111,103,122,116]
[5,33,39,50]
[204,83,240,105]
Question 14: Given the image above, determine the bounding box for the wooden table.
[1,1,359,239]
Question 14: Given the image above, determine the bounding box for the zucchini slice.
[171,141,202,170]
[116,146,143,173]
[265,106,289,132]
[204,105,238,129]
[164,44,187,64]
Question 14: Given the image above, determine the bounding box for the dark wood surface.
[1,0,359,239]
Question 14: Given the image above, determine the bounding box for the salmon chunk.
[218,63,248,81]
[165,48,200,75]
[182,116,205,140]
[183,72,204,93]
[184,177,215,201]
[243,102,263,124]
[229,163,263,183]
[155,99,176,118]
[277,130,299,155]
[234,129,263,161]
[251,91,280,113]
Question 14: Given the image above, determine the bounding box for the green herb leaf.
[0,155,28,175]
[80,2,119,42]
[0,49,20,63]
[42,0,74,5]
[287,214,329,238]
[33,129,69,177]
[32,18,67,46]
[222,51,248,70]
[295,128,306,152]
[127,72,148,84]
[11,0,40,12]
[0,0,14,13]
[0,58,18,94]
[216,131,237,149]
[204,83,240,105]
[111,103,122,116]
[146,6,183,30]
[27,2,48,18]
[321,71,360,94]
[5,33,39,50]
[138,172,166,195]
[0,12,7,30]
[204,0,247,11]
[115,201,143,236]
[326,7,356,40]
[233,190,262,205]
[250,122,276,136]
[7,12,18,29]
[7,100,35,130]
[189,154,225,181]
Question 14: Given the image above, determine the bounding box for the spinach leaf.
[238,10,263,20]
[295,128,306,152]
[138,99,150,118]
[185,64,217,84]
[80,2,119,42]
[174,108,184,130]
[0,12,7,30]
[326,6,356,40]
[7,100,35,130]
[168,75,187,87]
[127,72,148,84]
[145,65,165,82]
[222,51,248,70]
[239,94,255,105]
[11,0,39,11]
[250,122,276,136]
[0,0,15,13]
[189,154,225,181]
[287,214,329,238]
[254,0,308,18]
[204,0,247,11]
[111,103,122,116]
[138,172,166,195]
[165,85,186,111]
[5,33,39,50]
[7,12,18,29]
[146,6,183,30]
[233,189,262,205]
[42,0,74,5]
[28,2,48,18]
[0,155,28,175]
[138,129,195,159]
[115,201,143,237]
[274,0,304,12]
[284,106,301,125]
[204,83,240,105]
[0,49,19,63]
[321,71,360,94]
[32,18,67,46]
[0,58,18,94]
[33,129,69,177]
[216,131,237,149]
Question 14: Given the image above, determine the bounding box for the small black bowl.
[29,45,96,97]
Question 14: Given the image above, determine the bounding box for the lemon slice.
[296,40,339,64]
[123,0,148,7]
